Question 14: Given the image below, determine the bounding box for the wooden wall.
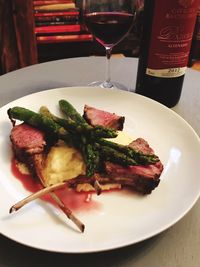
[0,0,38,74]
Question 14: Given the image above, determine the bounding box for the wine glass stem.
[103,46,113,88]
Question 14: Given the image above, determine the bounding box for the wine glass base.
[88,81,129,91]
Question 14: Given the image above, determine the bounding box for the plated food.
[8,99,163,232]
[1,87,200,253]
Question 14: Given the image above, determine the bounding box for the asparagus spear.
[81,142,100,177]
[40,105,117,139]
[98,138,159,165]
[59,99,86,124]
[8,106,117,139]
[8,107,66,136]
[96,144,138,166]
[59,100,120,139]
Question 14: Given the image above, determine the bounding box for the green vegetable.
[98,145,138,166]
[8,106,77,146]
[59,99,86,124]
[98,138,159,165]
[8,101,159,178]
[8,107,65,136]
[40,105,117,139]
[80,142,100,177]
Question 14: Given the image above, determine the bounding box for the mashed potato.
[42,131,133,190]
[42,141,86,186]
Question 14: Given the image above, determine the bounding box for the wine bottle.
[135,0,199,108]
[188,7,200,66]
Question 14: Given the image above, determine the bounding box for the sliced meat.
[83,105,125,130]
[104,162,162,194]
[128,138,154,155]
[104,138,163,194]
[10,123,46,163]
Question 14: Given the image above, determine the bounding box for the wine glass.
[82,0,137,90]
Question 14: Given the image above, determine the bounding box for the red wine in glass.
[83,0,136,90]
[84,12,134,47]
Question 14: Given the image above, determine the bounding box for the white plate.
[0,86,200,253]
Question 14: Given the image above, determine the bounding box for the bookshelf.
[33,0,96,62]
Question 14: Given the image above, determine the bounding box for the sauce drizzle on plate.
[11,158,101,212]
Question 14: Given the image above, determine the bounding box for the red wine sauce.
[11,159,101,212]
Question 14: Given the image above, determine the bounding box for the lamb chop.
[83,105,125,130]
[10,123,85,232]
[104,138,163,194]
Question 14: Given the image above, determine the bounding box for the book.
[34,3,76,12]
[36,34,93,43]
[35,24,82,35]
[34,0,73,5]
[35,20,79,26]
[35,11,79,19]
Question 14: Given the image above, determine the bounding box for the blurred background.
[0,0,144,74]
[0,0,199,75]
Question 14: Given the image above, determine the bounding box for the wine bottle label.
[146,0,199,78]
[146,67,187,77]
